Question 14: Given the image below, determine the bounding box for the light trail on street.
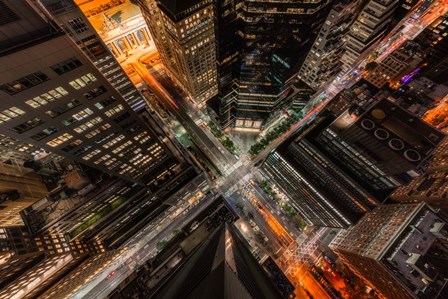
[252,0,448,166]
[65,2,448,297]
[247,191,294,247]
[132,60,237,174]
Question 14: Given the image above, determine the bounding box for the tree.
[156,240,168,252]
[365,61,378,72]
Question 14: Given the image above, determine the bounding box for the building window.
[10,118,43,133]
[50,57,83,75]
[113,112,131,123]
[95,96,117,110]
[84,85,107,100]
[0,107,25,124]
[44,99,81,118]
[0,72,49,95]
[68,18,89,34]
[61,139,83,152]
[25,87,69,108]
[61,108,94,126]
[69,73,97,90]
[85,123,111,138]
[47,133,73,147]
[77,35,107,59]
[73,116,103,133]
[30,126,59,141]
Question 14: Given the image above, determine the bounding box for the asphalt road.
[132,61,236,175]
[70,192,219,299]
[65,2,447,297]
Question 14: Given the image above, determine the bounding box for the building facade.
[0,0,181,184]
[229,0,332,129]
[75,0,155,60]
[261,97,444,228]
[363,40,424,89]
[299,0,364,90]
[330,203,448,299]
[391,137,448,214]
[0,162,48,227]
[341,0,399,69]
[213,0,239,129]
[417,14,448,85]
[138,0,218,106]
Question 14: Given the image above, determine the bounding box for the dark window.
[84,85,107,100]
[68,18,89,34]
[0,1,20,25]
[0,72,49,95]
[95,96,116,109]
[45,99,81,118]
[113,112,131,124]
[61,140,82,152]
[11,118,43,133]
[73,146,92,156]
[50,57,83,75]
[30,126,58,141]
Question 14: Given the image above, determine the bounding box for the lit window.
[47,133,73,147]
[69,73,97,90]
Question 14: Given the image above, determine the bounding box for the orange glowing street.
[247,191,294,247]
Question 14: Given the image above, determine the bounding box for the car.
[106,271,116,280]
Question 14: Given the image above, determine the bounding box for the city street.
[69,1,448,297]
[132,59,237,175]
[70,189,219,298]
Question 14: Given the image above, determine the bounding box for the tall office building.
[0,0,182,184]
[40,0,147,111]
[363,40,424,89]
[138,0,218,105]
[0,252,82,299]
[330,203,448,299]
[214,0,239,129]
[261,97,444,228]
[391,137,448,214]
[0,162,47,227]
[416,14,448,85]
[341,0,399,69]
[299,0,364,90]
[229,0,332,129]
[37,248,128,299]
[151,224,292,299]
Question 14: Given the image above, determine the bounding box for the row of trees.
[249,111,303,156]
[207,122,237,154]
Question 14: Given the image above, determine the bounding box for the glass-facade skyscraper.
[223,0,333,129]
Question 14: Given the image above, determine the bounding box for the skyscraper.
[138,0,219,106]
[330,203,448,299]
[0,0,181,184]
[391,137,448,214]
[230,0,332,129]
[299,0,364,90]
[213,0,239,129]
[341,0,399,69]
[0,162,48,227]
[416,14,448,85]
[363,40,424,89]
[261,96,444,227]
